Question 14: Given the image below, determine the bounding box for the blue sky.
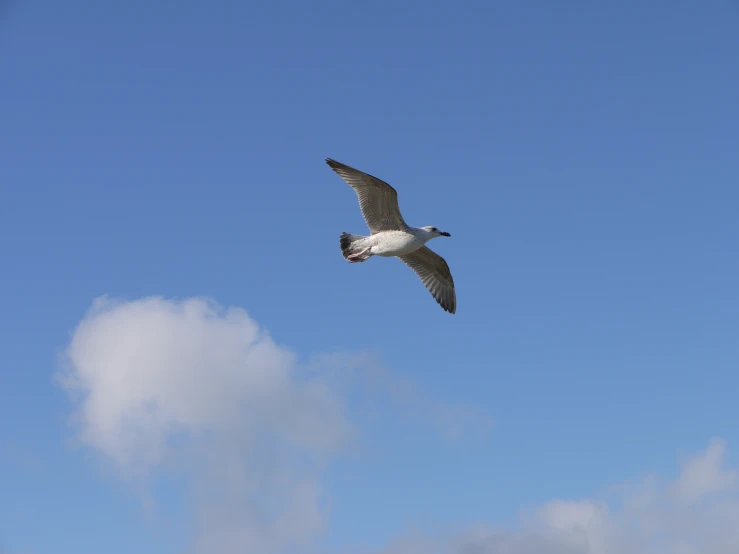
[2,1,739,553]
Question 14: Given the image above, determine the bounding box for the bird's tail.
[339,232,370,262]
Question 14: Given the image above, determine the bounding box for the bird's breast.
[370,231,425,257]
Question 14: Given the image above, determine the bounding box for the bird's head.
[420,226,451,239]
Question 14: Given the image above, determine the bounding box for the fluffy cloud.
[58,296,352,554]
[378,438,739,554]
[59,295,489,554]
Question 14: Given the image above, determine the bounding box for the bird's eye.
[432,227,437,231]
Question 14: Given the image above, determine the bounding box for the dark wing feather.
[398,246,456,314]
[326,158,409,234]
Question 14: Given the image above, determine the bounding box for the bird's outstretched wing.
[326,158,409,234]
[398,246,456,314]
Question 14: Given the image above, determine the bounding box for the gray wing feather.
[398,246,456,314]
[326,158,409,234]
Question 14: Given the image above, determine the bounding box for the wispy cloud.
[376,438,739,554]
[307,351,493,443]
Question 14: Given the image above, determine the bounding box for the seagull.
[326,158,456,314]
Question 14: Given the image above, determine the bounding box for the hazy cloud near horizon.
[376,438,739,554]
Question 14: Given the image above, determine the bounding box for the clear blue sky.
[2,1,739,553]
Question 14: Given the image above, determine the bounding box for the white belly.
[370,231,426,257]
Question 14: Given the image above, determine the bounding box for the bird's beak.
[440,231,451,237]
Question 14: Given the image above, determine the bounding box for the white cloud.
[672,438,736,504]
[377,438,739,554]
[58,296,352,554]
[58,295,489,554]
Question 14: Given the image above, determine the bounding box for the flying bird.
[326,158,456,314]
